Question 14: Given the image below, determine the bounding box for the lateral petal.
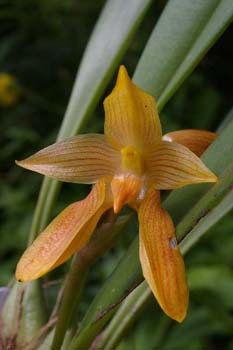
[138,190,189,322]
[15,181,112,282]
[163,129,217,157]
[104,66,162,152]
[147,141,217,189]
[16,134,120,184]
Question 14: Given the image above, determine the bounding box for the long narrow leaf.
[134,0,233,109]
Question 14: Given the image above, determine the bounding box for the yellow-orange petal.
[15,180,112,282]
[163,129,217,157]
[16,134,120,184]
[147,141,218,189]
[104,66,162,152]
[138,190,189,322]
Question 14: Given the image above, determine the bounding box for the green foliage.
[135,0,233,109]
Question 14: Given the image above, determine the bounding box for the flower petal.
[104,66,162,152]
[15,180,112,282]
[16,134,120,184]
[163,129,217,157]
[138,190,189,322]
[147,141,217,189]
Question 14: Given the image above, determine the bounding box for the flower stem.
[51,213,130,350]
[50,255,89,350]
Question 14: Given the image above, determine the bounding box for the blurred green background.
[0,1,233,349]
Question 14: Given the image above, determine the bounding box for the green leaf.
[99,283,151,349]
[217,105,233,132]
[134,0,233,110]
[180,180,233,254]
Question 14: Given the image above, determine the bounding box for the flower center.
[111,174,143,213]
[121,146,144,176]
[110,146,146,213]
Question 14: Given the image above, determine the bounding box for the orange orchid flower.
[16,66,217,322]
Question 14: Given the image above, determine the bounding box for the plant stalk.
[51,213,130,350]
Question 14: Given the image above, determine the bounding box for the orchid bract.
[16,66,217,322]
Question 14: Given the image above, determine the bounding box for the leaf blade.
[134,0,233,110]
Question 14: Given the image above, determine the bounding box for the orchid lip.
[111,173,143,213]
